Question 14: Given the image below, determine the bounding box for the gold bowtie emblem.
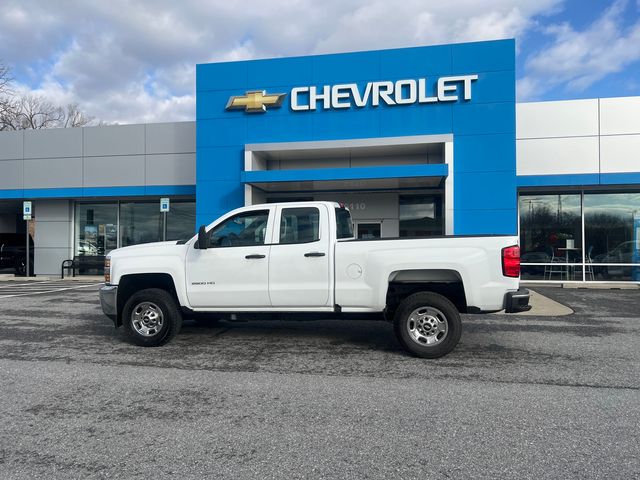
[225,90,286,113]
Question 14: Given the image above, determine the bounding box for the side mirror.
[196,225,209,250]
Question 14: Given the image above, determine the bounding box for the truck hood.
[108,240,189,258]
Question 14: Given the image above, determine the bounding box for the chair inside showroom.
[584,245,595,281]
[544,246,566,280]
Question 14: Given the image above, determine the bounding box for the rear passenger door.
[268,205,331,307]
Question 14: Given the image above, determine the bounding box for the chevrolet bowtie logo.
[225,90,286,113]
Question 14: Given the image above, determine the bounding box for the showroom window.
[75,203,118,257]
[121,201,196,247]
[399,195,443,237]
[120,202,163,247]
[166,201,197,241]
[584,192,640,281]
[74,200,195,274]
[519,191,640,282]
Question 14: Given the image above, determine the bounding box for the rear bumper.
[99,285,118,326]
[504,288,531,313]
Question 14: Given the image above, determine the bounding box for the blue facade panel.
[517,173,640,188]
[0,185,195,200]
[243,164,448,184]
[517,174,602,187]
[196,39,517,234]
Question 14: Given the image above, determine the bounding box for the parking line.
[0,280,71,289]
[0,283,102,299]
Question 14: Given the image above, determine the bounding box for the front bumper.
[99,285,118,326]
[504,288,531,313]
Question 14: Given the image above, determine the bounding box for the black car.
[0,233,34,276]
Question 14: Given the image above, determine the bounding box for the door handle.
[304,252,326,257]
[245,254,266,259]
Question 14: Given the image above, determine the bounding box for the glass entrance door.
[75,203,118,275]
[356,222,381,239]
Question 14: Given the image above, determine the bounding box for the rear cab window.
[335,208,354,239]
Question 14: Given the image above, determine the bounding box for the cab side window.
[209,210,269,248]
[279,207,320,244]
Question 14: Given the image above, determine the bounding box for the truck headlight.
[105,257,111,284]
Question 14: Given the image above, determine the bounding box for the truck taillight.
[502,246,520,278]
[104,257,111,284]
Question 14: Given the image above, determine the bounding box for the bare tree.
[62,103,94,128]
[0,61,95,130]
[8,95,64,129]
[0,62,13,127]
[0,63,10,95]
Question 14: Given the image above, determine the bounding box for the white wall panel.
[83,124,145,157]
[33,199,72,222]
[24,128,82,159]
[34,248,71,276]
[24,157,83,188]
[1,122,195,190]
[33,200,72,276]
[600,134,640,173]
[145,153,196,185]
[34,221,72,248]
[516,99,598,139]
[0,160,23,189]
[0,131,23,160]
[146,122,195,154]
[83,155,145,186]
[600,97,640,135]
[517,137,599,176]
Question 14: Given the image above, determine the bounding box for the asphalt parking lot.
[0,283,638,479]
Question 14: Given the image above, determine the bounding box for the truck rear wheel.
[123,288,182,347]
[393,292,461,358]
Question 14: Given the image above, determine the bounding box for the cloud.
[518,0,640,100]
[0,0,562,123]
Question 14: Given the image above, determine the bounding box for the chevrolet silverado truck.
[99,201,529,358]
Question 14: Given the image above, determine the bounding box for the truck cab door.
[268,205,331,307]
[185,208,274,308]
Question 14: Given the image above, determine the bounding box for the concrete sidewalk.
[492,288,573,317]
[516,289,573,316]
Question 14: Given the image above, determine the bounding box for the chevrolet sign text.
[290,75,478,111]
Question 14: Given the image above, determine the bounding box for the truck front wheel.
[393,292,461,358]
[122,288,182,347]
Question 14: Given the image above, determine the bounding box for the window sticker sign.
[23,201,32,220]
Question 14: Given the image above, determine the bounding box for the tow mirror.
[197,225,209,250]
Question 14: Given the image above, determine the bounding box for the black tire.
[393,292,462,359]
[122,288,182,347]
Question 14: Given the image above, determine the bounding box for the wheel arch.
[116,273,179,327]
[385,269,468,316]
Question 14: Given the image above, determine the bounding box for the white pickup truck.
[100,201,529,358]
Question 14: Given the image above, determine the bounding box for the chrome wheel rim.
[131,302,164,337]
[407,306,448,346]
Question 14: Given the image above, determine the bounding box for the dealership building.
[0,39,639,282]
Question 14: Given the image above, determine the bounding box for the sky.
[1,0,639,124]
